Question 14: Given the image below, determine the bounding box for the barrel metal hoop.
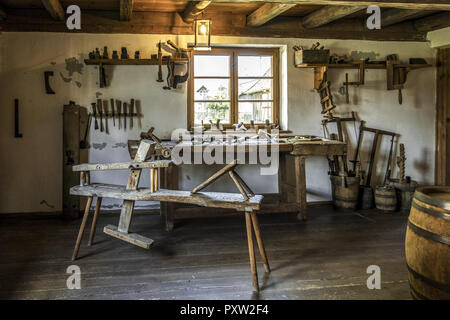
[414,188,450,211]
[375,194,396,199]
[406,263,450,294]
[409,284,429,300]
[412,200,450,221]
[334,196,358,203]
[407,220,450,247]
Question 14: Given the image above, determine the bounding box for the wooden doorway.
[436,48,450,185]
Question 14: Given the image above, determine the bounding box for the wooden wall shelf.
[84,57,188,66]
[295,63,432,70]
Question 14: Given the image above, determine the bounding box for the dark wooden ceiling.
[0,1,449,41]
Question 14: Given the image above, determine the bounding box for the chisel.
[92,102,99,130]
[123,102,127,130]
[129,99,134,129]
[110,98,115,127]
[117,100,122,130]
[97,99,104,132]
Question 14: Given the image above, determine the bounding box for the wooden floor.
[0,205,412,300]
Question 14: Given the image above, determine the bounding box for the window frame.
[187,47,280,130]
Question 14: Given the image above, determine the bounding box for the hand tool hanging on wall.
[14,99,23,138]
[92,102,99,130]
[350,120,366,172]
[99,63,106,88]
[103,100,109,134]
[44,71,56,94]
[110,98,115,127]
[383,134,395,185]
[386,54,407,105]
[129,99,134,129]
[97,99,104,132]
[80,114,92,149]
[117,100,122,130]
[123,102,127,130]
[157,41,164,83]
[342,60,365,104]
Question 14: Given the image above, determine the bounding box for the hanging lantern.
[194,19,211,51]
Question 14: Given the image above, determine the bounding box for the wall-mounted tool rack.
[84,57,189,88]
[295,62,431,90]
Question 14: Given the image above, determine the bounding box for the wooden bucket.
[406,186,450,300]
[375,186,397,212]
[330,175,360,210]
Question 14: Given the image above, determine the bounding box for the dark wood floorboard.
[0,206,412,300]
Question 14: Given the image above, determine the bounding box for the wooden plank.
[0,10,427,42]
[117,140,151,233]
[245,212,259,292]
[71,185,263,211]
[247,3,296,27]
[381,9,424,27]
[72,160,172,172]
[181,1,450,11]
[301,5,364,28]
[41,0,64,20]
[414,12,450,31]
[104,225,154,249]
[182,1,212,23]
[120,0,134,21]
[191,160,238,193]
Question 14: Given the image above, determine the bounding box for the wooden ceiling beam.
[301,5,364,28]
[414,12,450,31]
[182,1,212,23]
[41,0,64,21]
[120,0,134,21]
[0,10,427,42]
[247,3,296,27]
[193,1,450,11]
[381,9,424,27]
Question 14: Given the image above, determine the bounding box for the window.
[188,47,279,130]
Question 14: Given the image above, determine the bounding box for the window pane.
[238,102,272,123]
[238,79,272,100]
[195,102,230,124]
[238,56,272,77]
[195,79,230,100]
[194,55,230,77]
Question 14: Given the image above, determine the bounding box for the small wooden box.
[295,49,330,65]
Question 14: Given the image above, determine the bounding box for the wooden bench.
[70,140,269,292]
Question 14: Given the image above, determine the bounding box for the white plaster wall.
[0,32,436,213]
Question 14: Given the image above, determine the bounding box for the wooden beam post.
[414,12,450,31]
[120,0,134,21]
[247,3,296,27]
[182,1,212,23]
[41,0,64,21]
[180,1,450,11]
[302,5,364,28]
[381,9,424,27]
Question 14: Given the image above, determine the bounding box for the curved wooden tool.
[44,71,55,94]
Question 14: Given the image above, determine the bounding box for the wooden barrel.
[330,175,359,210]
[375,186,397,212]
[405,186,450,300]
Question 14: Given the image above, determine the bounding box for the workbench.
[161,137,347,231]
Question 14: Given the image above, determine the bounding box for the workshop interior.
[0,0,449,301]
